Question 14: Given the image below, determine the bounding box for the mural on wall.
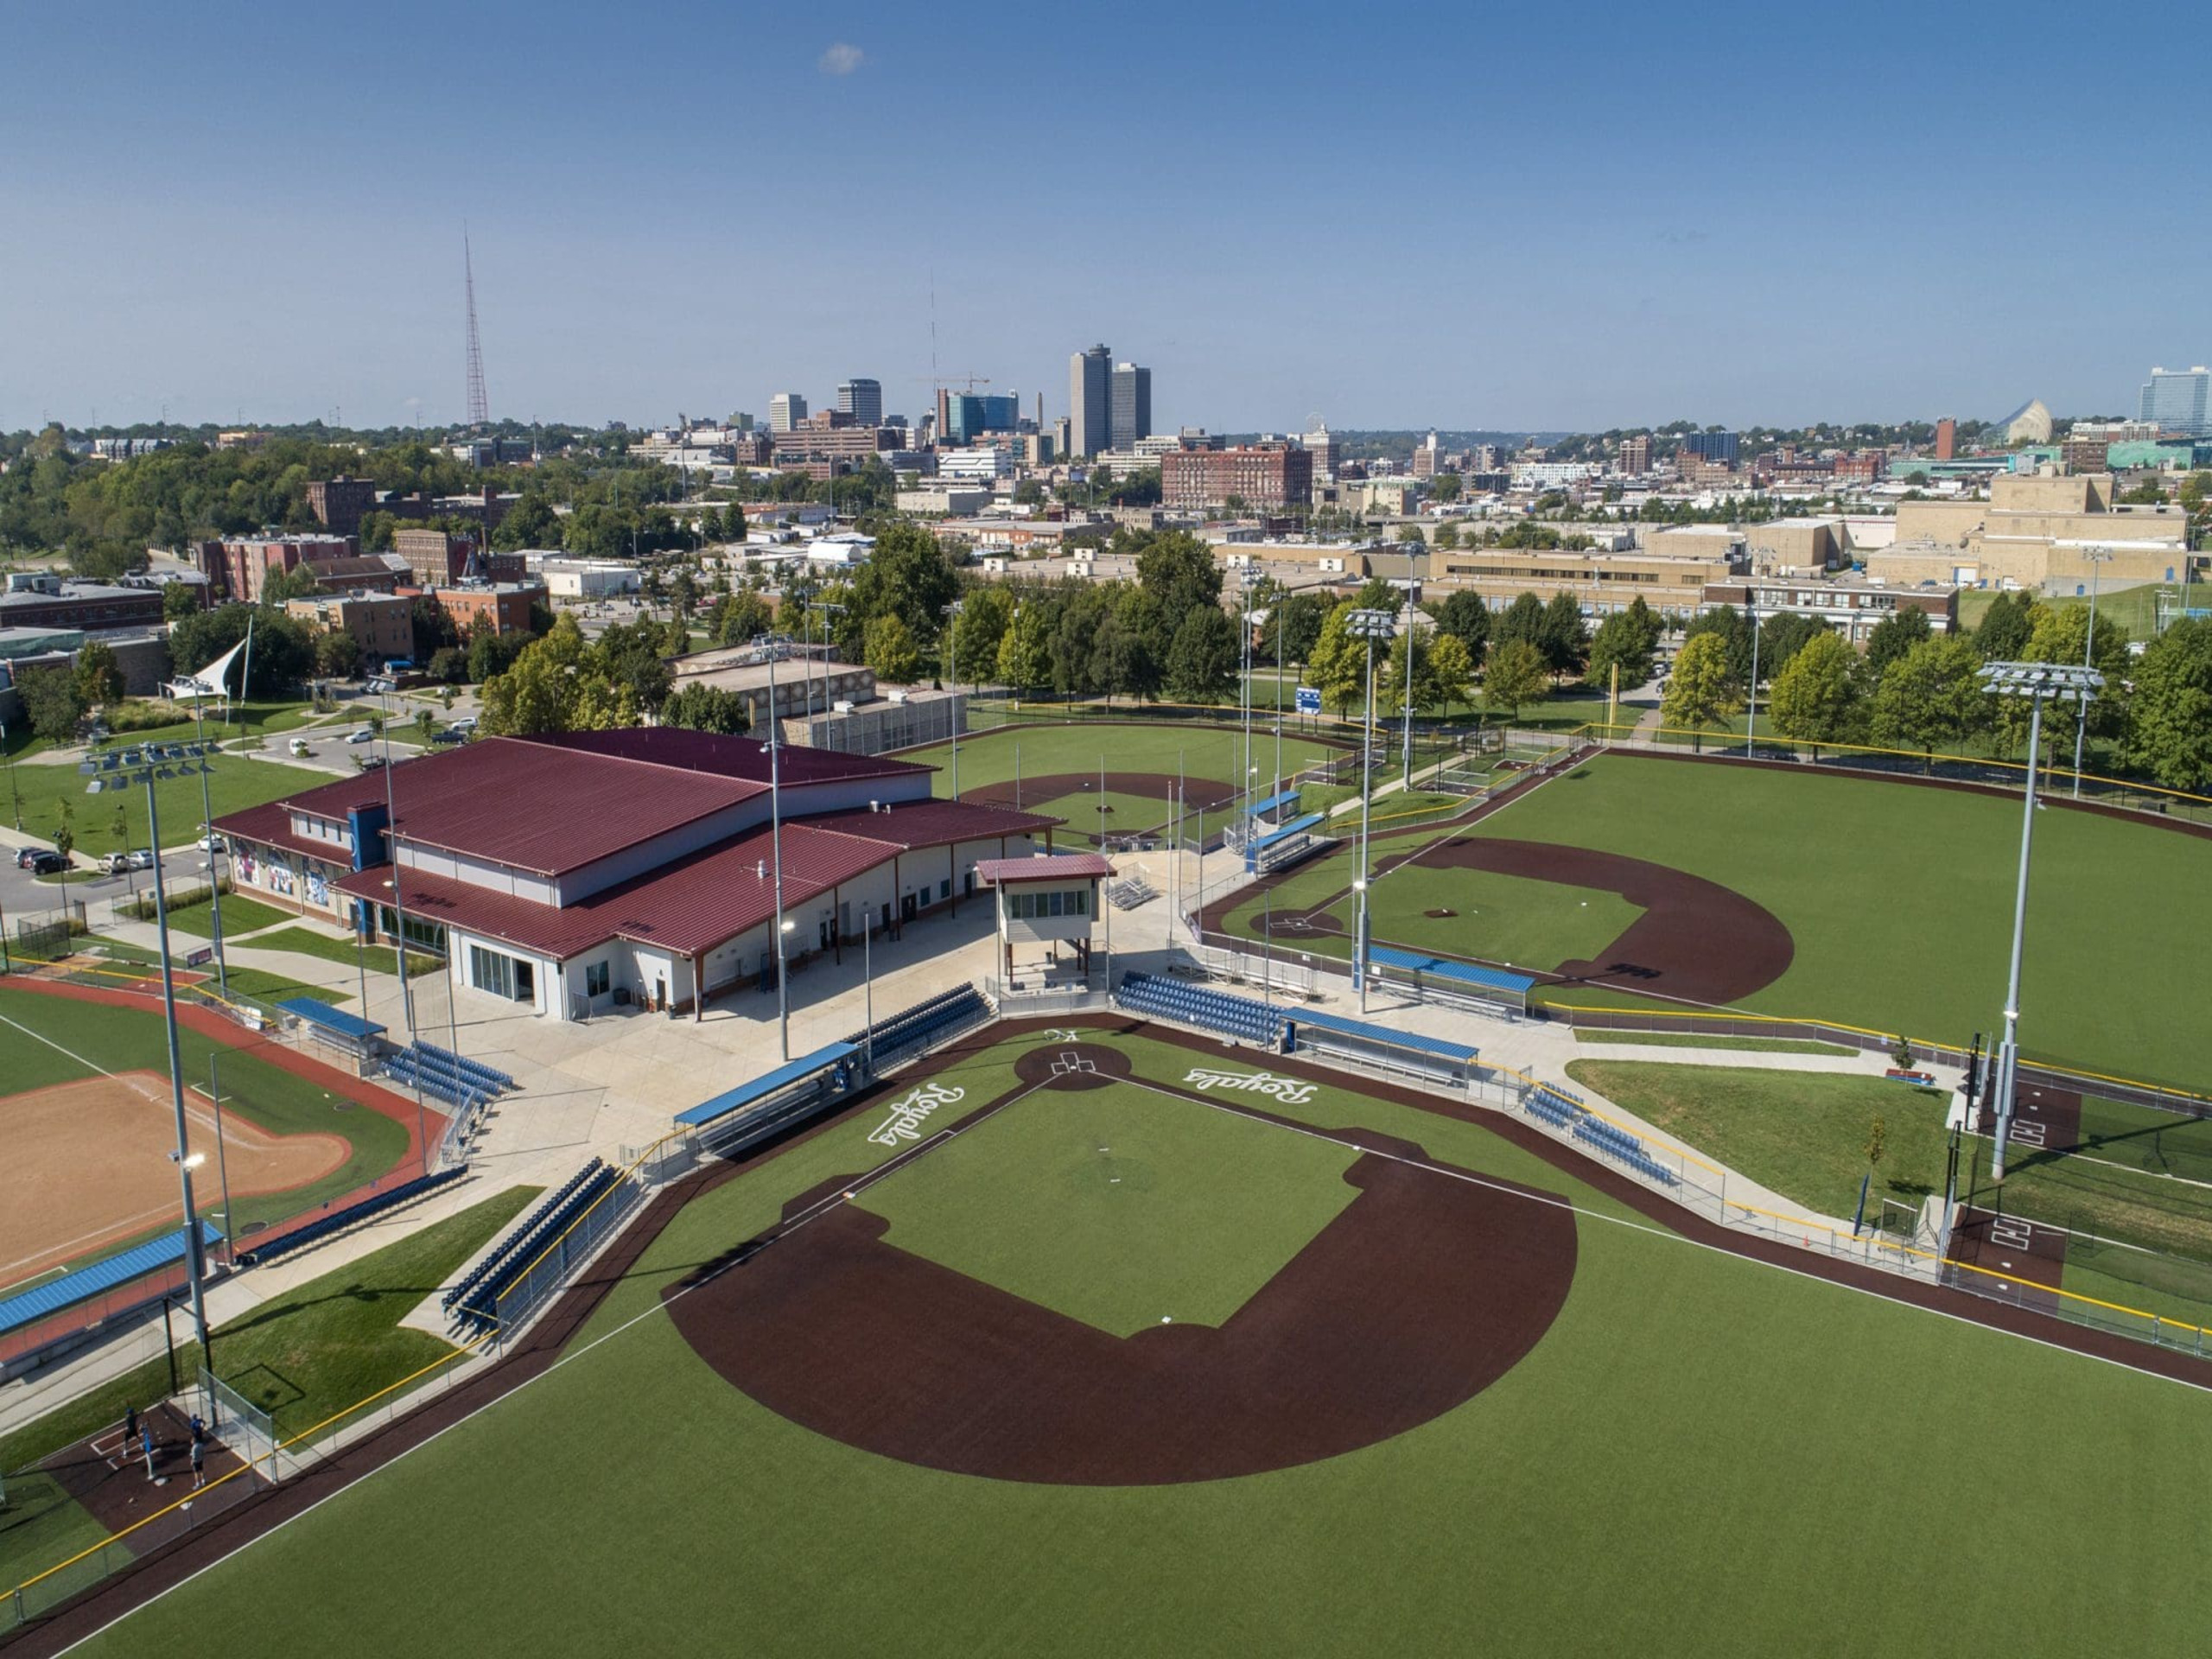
[264,860,296,898]
[305,869,329,907]
[235,848,257,886]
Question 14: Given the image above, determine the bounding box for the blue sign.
[1294,686,1323,715]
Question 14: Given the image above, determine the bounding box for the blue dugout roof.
[1247,788,1300,820]
[675,1041,859,1128]
[1247,812,1325,855]
[278,997,386,1042]
[1293,1009,1480,1065]
[1366,945,1536,998]
[1,1223,224,1339]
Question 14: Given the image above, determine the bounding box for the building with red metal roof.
[213,728,1058,1022]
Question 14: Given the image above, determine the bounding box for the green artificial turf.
[857,1081,1357,1335]
[10,753,329,856]
[156,892,294,938]
[1564,1059,1952,1219]
[60,1025,2212,1656]
[0,982,411,1261]
[1573,1032,1859,1057]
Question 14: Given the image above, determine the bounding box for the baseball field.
[32,1019,2212,1656]
[0,981,423,1293]
[1214,750,2212,1090]
[900,719,1353,847]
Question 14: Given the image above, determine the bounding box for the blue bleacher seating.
[1113,972,1286,1049]
[244,1167,469,1266]
[450,1158,623,1334]
[848,985,991,1072]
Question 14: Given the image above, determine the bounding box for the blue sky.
[3,1,2206,435]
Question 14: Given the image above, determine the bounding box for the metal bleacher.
[1284,1009,1479,1086]
[446,1159,621,1334]
[1243,812,1329,874]
[677,1041,861,1158]
[244,1167,470,1267]
[380,1039,518,1161]
[847,986,993,1074]
[1521,1083,1680,1187]
[1113,971,1286,1048]
[1364,946,1536,1018]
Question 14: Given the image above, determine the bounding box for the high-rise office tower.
[836,378,883,425]
[1110,362,1152,449]
[769,392,807,433]
[2138,366,2211,437]
[1069,345,1111,458]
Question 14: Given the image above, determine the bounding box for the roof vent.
[868,799,879,813]
[756,859,766,880]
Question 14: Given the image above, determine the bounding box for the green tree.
[848,521,961,644]
[1767,631,1862,745]
[659,683,750,734]
[1135,532,1224,618]
[1428,632,1475,719]
[1377,627,1441,716]
[1482,639,1549,724]
[72,639,124,708]
[17,665,86,743]
[52,800,74,895]
[414,709,436,745]
[162,581,201,620]
[1430,589,1491,666]
[1586,611,1656,691]
[1093,587,1165,706]
[994,603,1054,696]
[1753,613,1826,683]
[950,586,1014,688]
[1538,592,1588,679]
[1164,606,1239,702]
[1681,604,1753,689]
[709,591,773,647]
[862,613,923,683]
[1866,1112,1887,1171]
[1660,632,1742,745]
[480,615,638,735]
[1271,591,1332,669]
[1492,592,1546,656]
[1306,602,1369,717]
[1869,636,1991,767]
[2123,618,2212,791]
[1396,523,1426,544]
[168,603,315,696]
[1864,606,1933,678]
[313,628,361,679]
[1974,590,2038,660]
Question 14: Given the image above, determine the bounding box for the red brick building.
[1160,442,1313,512]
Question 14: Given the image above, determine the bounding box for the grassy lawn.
[0,1185,537,1592]
[64,1021,2212,1656]
[1573,1032,1860,1058]
[1563,1059,1951,1219]
[858,1082,1357,1336]
[245,927,436,979]
[11,753,328,857]
[1472,753,2212,1089]
[0,983,411,1261]
[128,891,294,938]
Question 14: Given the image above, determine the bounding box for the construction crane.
[913,373,992,391]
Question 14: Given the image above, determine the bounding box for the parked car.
[346,728,378,745]
[99,849,154,875]
[196,834,224,855]
[25,850,67,875]
[16,847,46,870]
[430,728,464,745]
[356,753,387,772]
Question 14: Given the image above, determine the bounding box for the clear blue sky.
[3,1,2205,436]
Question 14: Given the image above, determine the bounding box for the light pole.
[1977,661,2102,1179]
[1237,567,1260,819]
[1345,608,1396,1012]
[861,914,874,1073]
[188,696,230,1000]
[2071,548,2112,798]
[208,1053,237,1269]
[1743,594,1760,760]
[85,746,213,1363]
[812,600,846,747]
[765,644,791,1061]
[941,599,963,798]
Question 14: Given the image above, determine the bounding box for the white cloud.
[817,41,864,76]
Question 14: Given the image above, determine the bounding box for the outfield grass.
[1271,753,2212,1088]
[10,753,328,856]
[157,891,293,938]
[62,1024,2212,1656]
[902,721,1349,801]
[0,1185,537,1591]
[858,1081,1357,1336]
[0,982,411,1256]
[1564,1059,1952,1219]
[1572,1031,1859,1057]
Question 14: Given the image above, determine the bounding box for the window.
[469,944,527,1002]
[1047,891,1065,918]
[585,961,610,998]
[1071,887,1087,916]
[939,880,950,901]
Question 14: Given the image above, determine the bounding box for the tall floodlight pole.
[766,645,791,1061]
[1978,661,2102,1179]
[941,599,963,798]
[813,601,846,750]
[188,698,230,999]
[2072,548,2112,799]
[1239,568,1259,817]
[1345,608,1396,1012]
[86,749,213,1362]
[1744,595,1760,760]
[1402,550,1426,789]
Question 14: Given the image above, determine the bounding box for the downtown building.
[1160,442,1314,512]
[211,729,1058,1022]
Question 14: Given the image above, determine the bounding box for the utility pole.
[1345,608,1396,1012]
[2072,548,2112,798]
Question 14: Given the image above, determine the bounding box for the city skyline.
[2,3,2208,435]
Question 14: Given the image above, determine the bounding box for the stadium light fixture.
[1976,659,2103,1179]
[1344,608,1396,1011]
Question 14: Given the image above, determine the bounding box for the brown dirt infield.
[960,772,1234,842]
[1,1072,350,1286]
[663,1047,1578,1485]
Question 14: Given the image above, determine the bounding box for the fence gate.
[200,1367,281,1480]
